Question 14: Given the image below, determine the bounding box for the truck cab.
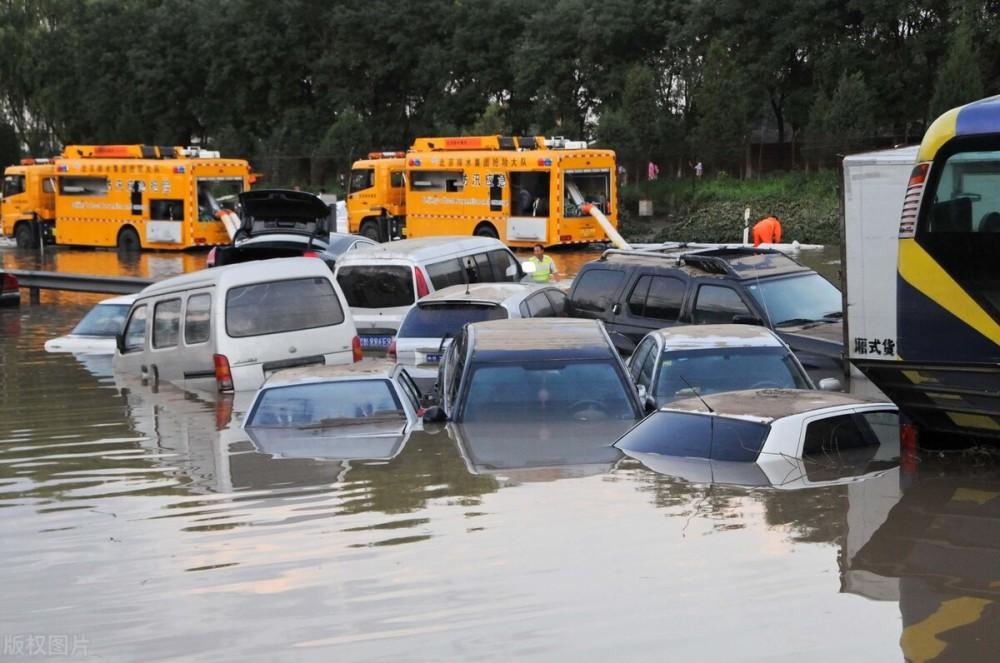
[1,160,56,247]
[347,152,406,242]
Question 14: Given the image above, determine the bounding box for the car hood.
[775,319,843,351]
[238,189,331,237]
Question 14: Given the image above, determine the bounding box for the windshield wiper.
[774,317,819,327]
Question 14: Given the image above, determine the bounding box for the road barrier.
[5,269,155,302]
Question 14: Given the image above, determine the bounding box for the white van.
[334,236,524,350]
[113,257,361,393]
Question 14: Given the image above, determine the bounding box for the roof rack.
[601,245,796,278]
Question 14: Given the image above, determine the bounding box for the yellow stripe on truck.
[917,107,961,162]
[898,238,1000,346]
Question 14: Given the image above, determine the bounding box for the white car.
[614,389,899,467]
[625,324,840,410]
[392,282,568,387]
[45,294,137,354]
[243,361,423,461]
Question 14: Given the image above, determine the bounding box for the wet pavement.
[3,243,998,661]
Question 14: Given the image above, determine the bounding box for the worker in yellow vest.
[529,243,558,282]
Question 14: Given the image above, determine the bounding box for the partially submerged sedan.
[243,362,423,461]
[615,389,898,466]
[45,294,137,354]
[425,318,644,424]
[625,324,839,409]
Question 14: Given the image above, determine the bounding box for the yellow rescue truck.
[1,144,253,250]
[347,135,619,247]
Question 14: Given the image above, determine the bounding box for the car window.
[614,410,712,458]
[396,370,422,409]
[71,303,130,337]
[447,335,467,408]
[184,293,211,345]
[745,274,842,326]
[644,276,686,321]
[544,289,567,316]
[398,304,507,338]
[248,379,404,426]
[709,418,771,461]
[525,292,554,317]
[693,285,751,324]
[152,299,181,349]
[122,305,147,353]
[337,265,415,308]
[227,277,345,338]
[655,347,810,402]
[462,360,637,422]
[472,252,496,282]
[627,275,652,316]
[802,411,898,455]
[390,171,404,188]
[488,249,520,282]
[426,259,466,289]
[638,343,657,388]
[629,337,656,381]
[571,269,625,315]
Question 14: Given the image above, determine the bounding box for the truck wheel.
[360,220,381,242]
[117,227,141,253]
[474,223,498,239]
[14,224,37,248]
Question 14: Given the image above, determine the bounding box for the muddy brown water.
[3,242,998,661]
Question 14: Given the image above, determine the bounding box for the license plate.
[360,335,393,349]
[582,227,595,237]
[423,353,442,364]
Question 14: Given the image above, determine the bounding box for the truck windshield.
[920,149,1000,235]
[745,274,842,326]
[564,171,610,217]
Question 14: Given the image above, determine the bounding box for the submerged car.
[45,294,137,354]
[207,189,376,269]
[244,362,422,460]
[615,389,899,466]
[424,318,644,424]
[625,324,840,409]
[393,282,568,388]
[0,270,19,307]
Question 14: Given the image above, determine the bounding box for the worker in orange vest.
[752,215,782,246]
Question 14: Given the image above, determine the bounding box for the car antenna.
[678,375,714,413]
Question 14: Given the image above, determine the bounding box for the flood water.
[3,243,999,661]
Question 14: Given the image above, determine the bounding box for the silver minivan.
[334,236,525,351]
[113,257,361,393]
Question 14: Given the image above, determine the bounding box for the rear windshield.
[615,410,770,461]
[462,360,637,423]
[337,265,415,308]
[656,347,810,401]
[398,303,508,338]
[247,379,404,426]
[71,303,131,337]
[226,277,344,338]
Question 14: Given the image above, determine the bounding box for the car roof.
[664,388,895,422]
[135,256,332,298]
[598,247,810,280]
[260,360,399,388]
[649,324,784,350]
[418,282,543,306]
[337,236,506,263]
[98,293,139,306]
[468,318,614,361]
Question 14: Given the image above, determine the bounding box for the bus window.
[564,170,610,217]
[510,172,550,217]
[922,150,1000,234]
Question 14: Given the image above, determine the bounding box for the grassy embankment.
[617,171,841,245]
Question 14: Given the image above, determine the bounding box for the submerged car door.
[611,271,688,345]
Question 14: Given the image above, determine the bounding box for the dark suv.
[566,247,845,382]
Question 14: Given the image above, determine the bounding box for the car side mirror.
[732,314,764,326]
[422,405,448,423]
[521,261,536,275]
[505,264,519,277]
[116,332,126,354]
[818,377,842,392]
[636,385,657,413]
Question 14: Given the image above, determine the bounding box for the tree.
[689,40,754,175]
[929,21,984,119]
[805,71,876,165]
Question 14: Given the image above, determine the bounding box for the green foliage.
[930,22,985,119]
[805,72,876,163]
[0,122,20,167]
[689,41,753,173]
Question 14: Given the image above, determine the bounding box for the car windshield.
[462,360,637,423]
[337,265,415,308]
[398,303,508,339]
[71,303,131,337]
[247,379,404,427]
[656,347,811,402]
[745,273,842,326]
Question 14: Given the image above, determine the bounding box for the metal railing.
[5,269,155,302]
